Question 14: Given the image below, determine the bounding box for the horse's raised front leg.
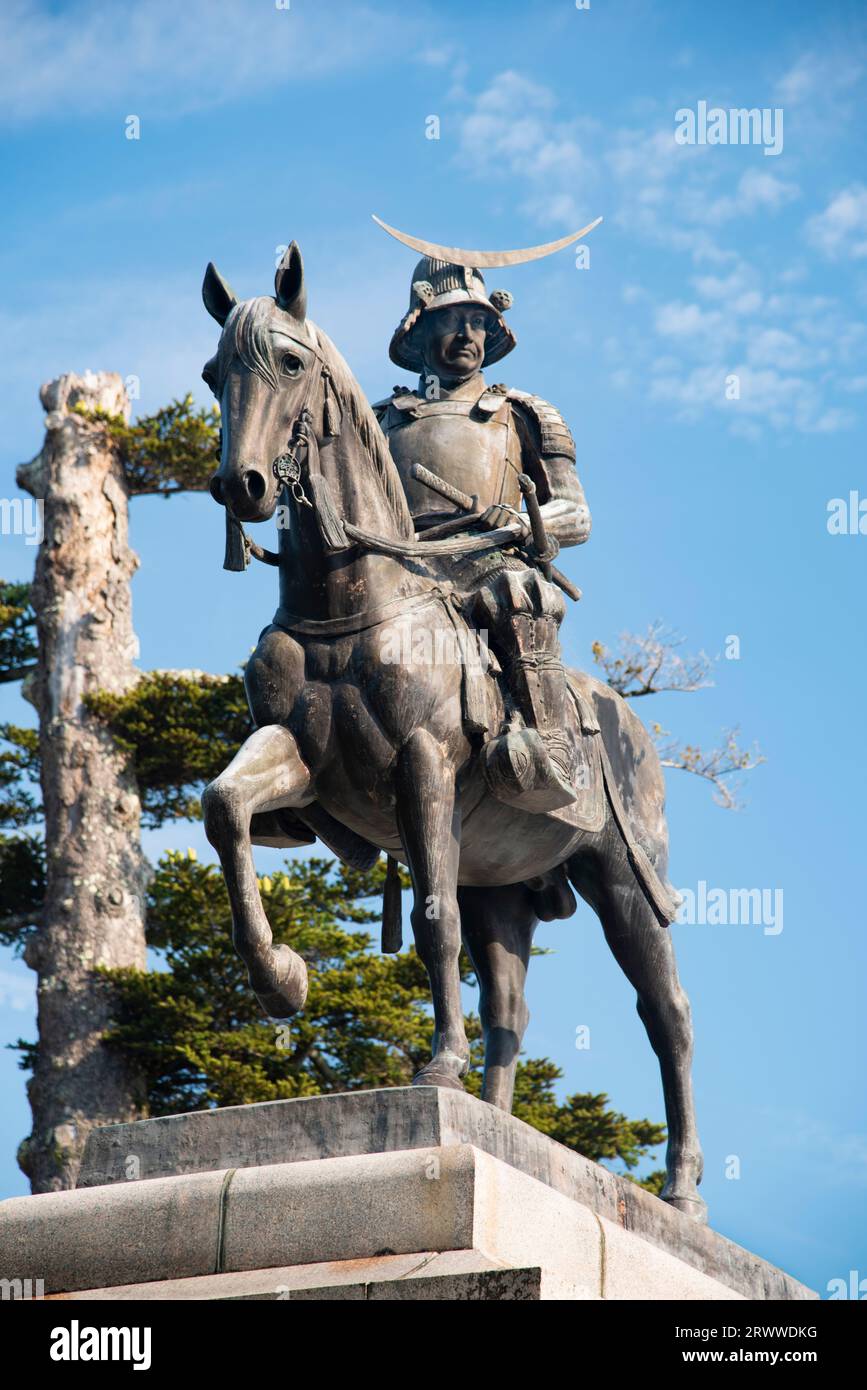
[459,883,536,1112]
[202,724,312,1019]
[396,728,469,1089]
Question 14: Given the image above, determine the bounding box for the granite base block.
[2,1087,816,1302]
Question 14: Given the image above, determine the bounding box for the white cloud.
[778,264,807,285]
[456,71,594,226]
[692,169,800,226]
[449,65,866,437]
[746,328,817,372]
[0,0,409,123]
[610,130,794,261]
[640,281,864,434]
[775,50,863,108]
[775,56,817,107]
[645,363,776,435]
[650,363,854,434]
[692,264,763,316]
[654,300,731,343]
[458,71,591,208]
[806,185,867,260]
[415,45,454,67]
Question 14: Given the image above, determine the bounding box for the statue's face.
[422,304,488,380]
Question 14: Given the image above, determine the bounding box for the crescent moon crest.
[371,213,603,268]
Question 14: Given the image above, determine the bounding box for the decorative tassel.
[308,473,349,552]
[381,855,403,954]
[223,511,249,571]
[321,366,341,437]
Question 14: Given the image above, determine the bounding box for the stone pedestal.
[0,1087,816,1301]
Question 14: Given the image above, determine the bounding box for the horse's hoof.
[251,945,308,1020]
[662,1193,709,1224]
[412,1056,467,1091]
[412,1069,466,1091]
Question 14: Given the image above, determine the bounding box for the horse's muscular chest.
[244,622,462,790]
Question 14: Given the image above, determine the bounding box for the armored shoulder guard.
[507,389,576,462]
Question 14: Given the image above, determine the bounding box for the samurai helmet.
[389,257,515,372]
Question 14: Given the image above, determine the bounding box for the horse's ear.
[203,262,238,326]
[275,242,307,320]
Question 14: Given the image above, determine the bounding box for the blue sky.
[1,0,865,1296]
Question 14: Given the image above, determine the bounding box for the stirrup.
[481,729,578,812]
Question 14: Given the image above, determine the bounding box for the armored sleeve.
[507,390,590,546]
[508,389,575,470]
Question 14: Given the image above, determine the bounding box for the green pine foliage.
[0,706,44,947]
[0,832,44,948]
[85,672,251,825]
[0,581,37,684]
[71,393,219,496]
[0,723,40,828]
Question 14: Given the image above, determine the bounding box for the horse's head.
[202,242,319,524]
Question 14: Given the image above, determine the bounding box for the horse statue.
[200,242,706,1221]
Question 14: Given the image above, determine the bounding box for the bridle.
[270,330,340,509]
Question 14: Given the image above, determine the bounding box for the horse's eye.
[281,354,303,377]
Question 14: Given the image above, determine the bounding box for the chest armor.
[383,390,523,524]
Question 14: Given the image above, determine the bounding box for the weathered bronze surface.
[200,239,706,1222]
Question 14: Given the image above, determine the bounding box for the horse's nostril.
[244,470,267,501]
[209,474,224,505]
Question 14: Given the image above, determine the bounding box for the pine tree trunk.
[16,372,148,1192]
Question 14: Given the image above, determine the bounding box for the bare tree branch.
[0,664,38,686]
[652,724,766,811]
[592,622,713,698]
[308,1047,341,1088]
[591,626,764,808]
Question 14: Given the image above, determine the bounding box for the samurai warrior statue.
[374,246,593,812]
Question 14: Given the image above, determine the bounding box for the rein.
[234,516,522,567]
[273,586,450,637]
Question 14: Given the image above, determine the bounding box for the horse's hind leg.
[459,883,536,1112]
[202,724,312,1019]
[569,834,707,1222]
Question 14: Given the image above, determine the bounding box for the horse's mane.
[313,324,413,537]
[215,296,412,537]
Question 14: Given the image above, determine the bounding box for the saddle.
[441,594,606,832]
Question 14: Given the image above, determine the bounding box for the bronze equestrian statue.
[200,232,707,1222]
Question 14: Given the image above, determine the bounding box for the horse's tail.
[566,669,681,925]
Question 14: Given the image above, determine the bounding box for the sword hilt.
[518,474,555,570]
[410,462,477,513]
